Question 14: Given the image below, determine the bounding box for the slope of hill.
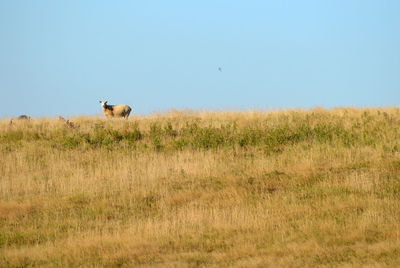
[1,108,399,267]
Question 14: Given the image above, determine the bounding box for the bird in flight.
[218,67,222,72]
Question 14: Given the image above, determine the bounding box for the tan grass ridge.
[0,108,399,267]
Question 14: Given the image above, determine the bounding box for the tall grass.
[0,108,399,267]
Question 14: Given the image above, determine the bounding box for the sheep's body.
[99,101,131,118]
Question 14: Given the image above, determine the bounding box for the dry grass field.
[0,108,399,267]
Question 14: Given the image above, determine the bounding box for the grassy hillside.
[1,108,399,267]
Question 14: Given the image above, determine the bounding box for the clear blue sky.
[1,1,399,118]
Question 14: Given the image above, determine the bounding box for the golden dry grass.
[0,108,399,267]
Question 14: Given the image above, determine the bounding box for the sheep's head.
[99,101,108,107]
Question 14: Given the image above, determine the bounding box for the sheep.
[17,115,31,120]
[9,115,31,126]
[58,116,75,128]
[99,101,132,119]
